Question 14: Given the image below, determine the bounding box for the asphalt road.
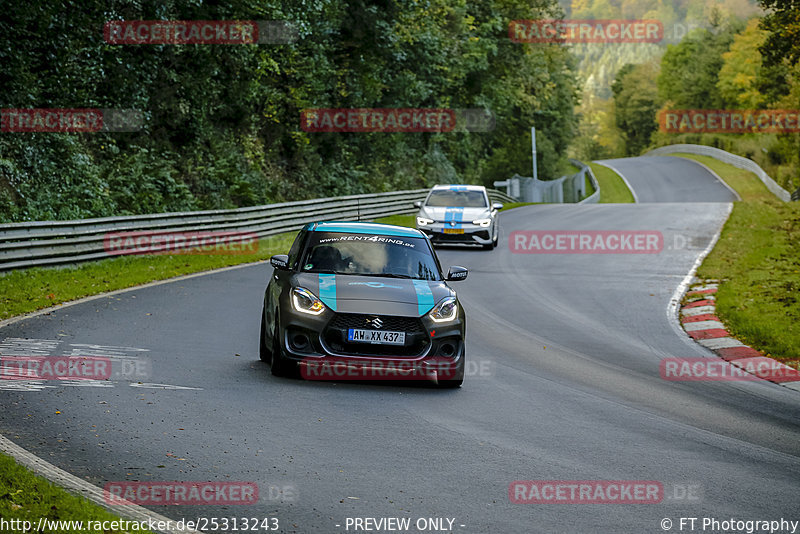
[1,156,798,533]
[597,156,739,203]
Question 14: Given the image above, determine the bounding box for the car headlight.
[417,216,434,226]
[472,218,492,227]
[428,296,458,323]
[291,287,326,315]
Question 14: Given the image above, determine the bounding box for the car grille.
[322,313,430,357]
[431,230,489,242]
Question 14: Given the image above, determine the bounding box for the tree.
[0,0,580,222]
[613,61,661,155]
[759,0,800,68]
[657,28,734,109]
[717,18,768,108]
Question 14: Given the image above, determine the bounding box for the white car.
[414,185,502,250]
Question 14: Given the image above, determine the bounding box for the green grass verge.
[0,452,154,533]
[589,162,635,203]
[675,153,800,364]
[373,214,415,228]
[562,160,581,176]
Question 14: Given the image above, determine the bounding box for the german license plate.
[443,228,464,234]
[348,329,406,345]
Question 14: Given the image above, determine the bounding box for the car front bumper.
[276,304,465,382]
[417,223,492,245]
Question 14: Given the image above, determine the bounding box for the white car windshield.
[425,190,487,208]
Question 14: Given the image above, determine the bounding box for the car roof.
[305,221,426,238]
[430,184,487,192]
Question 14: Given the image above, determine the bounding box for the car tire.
[270,311,296,377]
[437,357,464,388]
[259,308,272,362]
[482,242,493,250]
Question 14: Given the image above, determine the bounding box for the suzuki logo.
[367,317,383,329]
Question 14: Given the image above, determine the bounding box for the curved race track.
[1,155,798,533]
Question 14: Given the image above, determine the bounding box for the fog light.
[439,343,456,357]
[290,333,310,351]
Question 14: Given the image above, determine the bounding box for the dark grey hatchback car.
[259,221,468,387]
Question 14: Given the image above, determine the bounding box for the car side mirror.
[413,200,422,208]
[270,254,290,270]
[446,266,468,281]
[492,202,504,211]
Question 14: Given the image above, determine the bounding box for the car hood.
[292,272,453,316]
[419,206,490,222]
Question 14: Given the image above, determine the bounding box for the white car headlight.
[428,296,458,323]
[472,218,492,227]
[416,216,434,226]
[291,287,326,315]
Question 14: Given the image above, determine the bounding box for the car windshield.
[300,232,440,281]
[425,189,487,208]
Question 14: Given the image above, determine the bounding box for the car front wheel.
[270,311,296,377]
[437,356,465,388]
[259,308,272,362]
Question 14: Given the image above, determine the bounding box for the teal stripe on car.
[312,222,423,238]
[318,274,337,311]
[412,279,435,316]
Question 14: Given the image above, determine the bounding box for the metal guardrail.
[644,144,793,202]
[0,188,515,272]
[573,159,600,204]
[493,159,598,203]
[487,189,517,205]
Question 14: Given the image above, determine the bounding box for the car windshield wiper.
[334,272,414,279]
